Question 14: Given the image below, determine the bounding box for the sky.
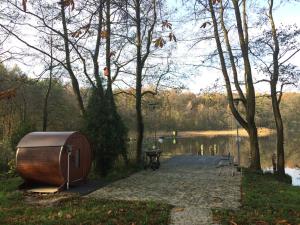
[167,0,300,93]
[2,0,300,94]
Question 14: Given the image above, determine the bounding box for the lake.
[136,131,300,186]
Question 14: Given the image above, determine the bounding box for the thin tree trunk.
[269,0,285,175]
[220,2,246,107]
[136,90,143,164]
[93,1,105,95]
[135,0,144,164]
[232,0,261,170]
[209,0,261,170]
[60,0,85,115]
[271,83,285,175]
[21,92,27,122]
[43,69,52,131]
[208,0,247,129]
[105,0,115,106]
[247,121,260,169]
[43,26,54,131]
[106,0,112,97]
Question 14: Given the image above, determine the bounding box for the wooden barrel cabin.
[16,131,92,191]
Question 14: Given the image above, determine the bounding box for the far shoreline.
[139,127,275,139]
[176,128,274,138]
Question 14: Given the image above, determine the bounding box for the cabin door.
[69,138,84,181]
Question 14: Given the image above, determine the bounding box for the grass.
[213,170,300,225]
[104,162,143,183]
[0,177,172,225]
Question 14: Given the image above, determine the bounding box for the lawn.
[0,177,172,225]
[213,170,300,225]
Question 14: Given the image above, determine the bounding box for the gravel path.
[88,155,241,225]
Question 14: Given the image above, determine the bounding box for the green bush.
[6,159,17,177]
[84,88,128,176]
[0,139,13,173]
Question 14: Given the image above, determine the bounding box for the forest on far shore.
[1,63,299,141]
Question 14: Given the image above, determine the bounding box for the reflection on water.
[286,168,300,186]
[264,168,300,186]
[141,133,300,186]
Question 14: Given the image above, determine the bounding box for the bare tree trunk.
[232,0,261,170]
[43,27,54,131]
[247,122,260,169]
[60,0,85,115]
[92,0,105,95]
[106,0,112,98]
[269,0,285,175]
[135,0,144,164]
[271,83,285,175]
[43,68,52,131]
[21,92,27,122]
[209,0,261,170]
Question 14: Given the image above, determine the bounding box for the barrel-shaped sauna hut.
[16,132,92,191]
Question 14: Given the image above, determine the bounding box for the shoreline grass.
[213,169,300,225]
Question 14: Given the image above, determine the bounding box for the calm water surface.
[137,132,300,186]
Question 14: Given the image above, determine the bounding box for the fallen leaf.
[212,196,223,203]
[256,221,269,225]
[230,221,238,225]
[276,220,290,225]
[174,207,184,212]
[65,213,72,219]
[107,210,112,215]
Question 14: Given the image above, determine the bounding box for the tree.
[134,0,157,163]
[82,0,128,174]
[1,0,129,174]
[42,16,56,132]
[250,0,300,176]
[115,0,176,164]
[0,5,13,63]
[204,0,261,170]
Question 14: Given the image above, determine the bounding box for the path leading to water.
[88,155,241,225]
